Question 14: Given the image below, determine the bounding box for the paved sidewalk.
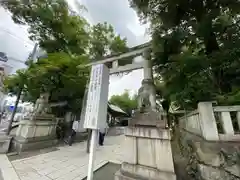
[11,135,125,180]
[0,154,20,180]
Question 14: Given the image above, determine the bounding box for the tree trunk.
[80,84,88,125]
[204,32,219,55]
[196,16,231,94]
[6,88,22,135]
[194,13,219,54]
[203,32,231,93]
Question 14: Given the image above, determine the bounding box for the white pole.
[32,43,38,63]
[87,129,98,180]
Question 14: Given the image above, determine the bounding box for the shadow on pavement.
[82,162,121,180]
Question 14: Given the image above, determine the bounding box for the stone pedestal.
[13,115,58,153]
[115,125,176,180]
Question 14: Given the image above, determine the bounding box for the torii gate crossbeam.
[79,42,151,74]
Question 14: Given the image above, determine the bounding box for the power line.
[0,27,34,46]
[7,57,26,64]
[0,27,34,64]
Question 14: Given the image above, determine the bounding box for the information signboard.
[84,64,109,129]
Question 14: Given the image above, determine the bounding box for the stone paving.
[0,170,3,180]
[11,135,125,180]
[0,154,20,180]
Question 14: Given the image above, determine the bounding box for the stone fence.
[107,126,125,136]
[179,102,240,142]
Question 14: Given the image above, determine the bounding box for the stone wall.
[107,127,125,136]
[173,102,240,179]
[172,128,240,180]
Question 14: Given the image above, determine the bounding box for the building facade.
[0,53,13,111]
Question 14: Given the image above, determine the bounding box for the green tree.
[130,0,240,108]
[28,53,88,113]
[109,90,138,115]
[4,53,89,115]
[1,0,90,55]
[4,70,28,96]
[2,0,130,117]
[89,22,128,60]
[3,69,29,134]
[1,0,128,59]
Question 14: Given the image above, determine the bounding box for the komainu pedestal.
[115,111,176,180]
[13,115,58,153]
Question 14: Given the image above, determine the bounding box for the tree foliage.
[109,90,138,115]
[90,22,128,60]
[4,69,28,95]
[2,0,129,115]
[130,0,240,108]
[1,0,90,55]
[1,0,128,58]
[4,53,89,114]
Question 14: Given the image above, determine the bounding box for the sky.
[0,0,151,98]
[0,7,34,71]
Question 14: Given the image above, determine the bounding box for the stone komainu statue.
[33,93,51,115]
[137,79,157,112]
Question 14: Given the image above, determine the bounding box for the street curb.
[0,155,20,180]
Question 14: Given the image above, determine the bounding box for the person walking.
[0,111,3,124]
[98,121,108,146]
[68,119,79,146]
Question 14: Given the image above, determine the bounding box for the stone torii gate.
[85,42,157,111]
[82,42,176,180]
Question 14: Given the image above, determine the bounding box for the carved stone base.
[24,114,55,121]
[115,125,176,180]
[13,118,57,153]
[13,136,57,153]
[129,109,167,128]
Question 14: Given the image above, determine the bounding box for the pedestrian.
[105,121,109,135]
[68,119,79,146]
[98,121,108,146]
[0,111,2,124]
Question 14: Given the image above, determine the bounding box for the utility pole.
[6,43,38,135]
[6,89,22,135]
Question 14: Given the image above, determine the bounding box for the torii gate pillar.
[115,51,176,180]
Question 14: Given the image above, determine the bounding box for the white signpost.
[84,64,109,180]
